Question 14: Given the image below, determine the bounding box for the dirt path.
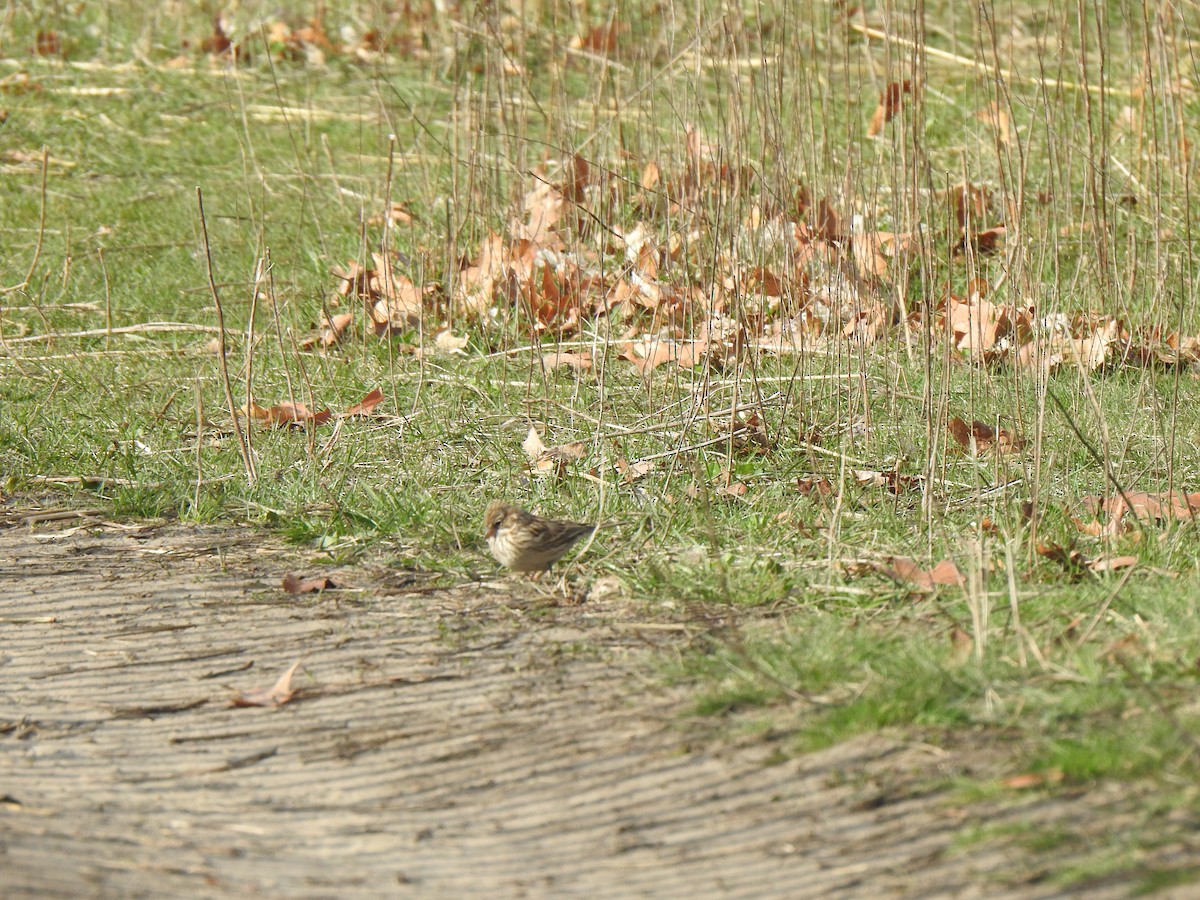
[0,518,1191,898]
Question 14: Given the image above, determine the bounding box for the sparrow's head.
[483,500,511,539]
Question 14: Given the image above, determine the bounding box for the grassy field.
[3,1,1200,887]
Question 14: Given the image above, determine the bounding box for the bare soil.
[1,507,1195,898]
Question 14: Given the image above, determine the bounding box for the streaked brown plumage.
[483,500,597,572]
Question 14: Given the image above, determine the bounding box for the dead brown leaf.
[812,197,843,242]
[455,232,506,317]
[866,80,912,138]
[282,573,338,594]
[843,302,890,345]
[513,178,566,247]
[230,658,304,708]
[300,311,354,350]
[947,183,992,229]
[796,476,834,497]
[853,469,922,494]
[640,160,661,191]
[344,387,385,418]
[434,329,470,353]
[950,626,974,666]
[240,400,331,429]
[522,426,587,478]
[542,350,594,372]
[686,469,749,500]
[1080,489,1200,537]
[975,101,1011,146]
[955,224,1006,256]
[620,337,682,373]
[883,556,966,590]
[948,416,1026,454]
[369,201,415,227]
[35,30,63,57]
[1037,542,1138,577]
[945,293,1009,354]
[1002,770,1064,790]
[616,457,655,483]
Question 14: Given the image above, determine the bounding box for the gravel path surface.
[1,520,1191,898]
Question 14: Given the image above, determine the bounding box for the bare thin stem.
[99,247,112,351]
[194,377,204,513]
[197,186,256,485]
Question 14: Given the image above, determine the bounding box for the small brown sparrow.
[483,500,598,572]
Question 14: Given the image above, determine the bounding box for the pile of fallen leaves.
[315,138,1200,384]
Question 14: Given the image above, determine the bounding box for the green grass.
[5,4,1200,883]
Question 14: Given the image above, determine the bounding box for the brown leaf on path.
[344,387,385,417]
[1163,332,1200,364]
[1074,517,1108,538]
[1002,770,1064,790]
[1125,490,1200,520]
[239,401,273,423]
[571,20,622,55]
[883,556,966,590]
[282,573,338,594]
[333,254,430,334]
[230,659,305,708]
[1127,331,1200,368]
[365,255,424,334]
[948,416,1026,454]
[524,263,584,331]
[542,350,593,372]
[866,80,912,137]
[570,153,590,202]
[521,426,548,460]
